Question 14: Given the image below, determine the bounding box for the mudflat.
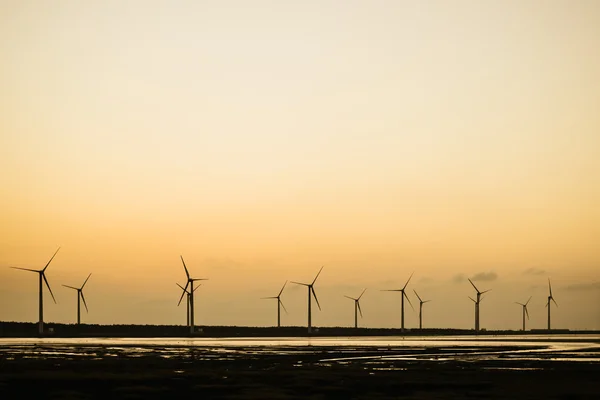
[1,340,598,399]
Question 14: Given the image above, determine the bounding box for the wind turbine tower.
[546,279,558,330]
[291,266,323,334]
[468,278,491,332]
[63,273,92,325]
[413,289,431,330]
[178,256,208,334]
[177,282,199,326]
[515,296,531,331]
[382,272,414,333]
[262,281,288,328]
[10,247,60,335]
[344,289,366,328]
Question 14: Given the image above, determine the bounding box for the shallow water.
[1,335,598,365]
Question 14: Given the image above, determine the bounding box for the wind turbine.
[382,272,414,332]
[413,289,431,330]
[468,278,491,332]
[291,266,323,334]
[10,247,60,335]
[515,296,531,331]
[546,279,558,330]
[261,281,288,328]
[62,273,92,325]
[176,282,200,327]
[344,288,366,328]
[178,255,208,334]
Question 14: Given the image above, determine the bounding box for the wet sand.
[1,339,598,399]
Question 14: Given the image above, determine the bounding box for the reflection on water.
[0,335,598,366]
[0,334,599,347]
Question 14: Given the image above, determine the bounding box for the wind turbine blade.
[525,296,532,306]
[344,295,356,301]
[278,281,287,297]
[404,291,414,310]
[357,301,363,318]
[81,291,89,312]
[180,255,190,279]
[261,296,277,299]
[402,272,414,290]
[515,302,524,306]
[312,287,321,311]
[81,273,92,289]
[481,289,492,294]
[279,299,288,314]
[62,285,78,290]
[468,296,476,303]
[176,283,188,293]
[43,273,56,304]
[552,298,558,307]
[43,247,61,272]
[177,290,186,306]
[10,267,39,273]
[423,300,432,304]
[311,266,324,285]
[381,289,402,292]
[291,281,308,286]
[177,281,189,305]
[413,289,422,303]
[548,279,552,297]
[525,306,530,319]
[468,278,480,293]
[193,285,200,293]
[358,288,367,300]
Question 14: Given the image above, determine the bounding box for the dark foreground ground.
[1,343,598,399]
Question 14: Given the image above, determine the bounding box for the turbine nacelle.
[413,289,431,305]
[10,247,60,304]
[547,279,558,307]
[178,256,208,306]
[62,273,92,312]
[261,281,288,314]
[291,266,323,311]
[468,278,491,302]
[344,288,366,318]
[514,295,533,320]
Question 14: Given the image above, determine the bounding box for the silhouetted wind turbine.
[261,281,288,328]
[515,296,531,331]
[178,256,208,334]
[10,247,60,335]
[468,278,491,332]
[291,266,323,334]
[177,282,200,327]
[413,289,431,330]
[344,289,366,328]
[62,273,91,325]
[546,279,558,330]
[382,272,414,332]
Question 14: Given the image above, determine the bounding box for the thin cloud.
[471,272,498,282]
[523,267,546,276]
[377,279,398,287]
[287,283,302,292]
[564,282,600,291]
[452,274,466,284]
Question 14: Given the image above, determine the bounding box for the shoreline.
[1,321,594,338]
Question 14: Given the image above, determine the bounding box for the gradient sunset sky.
[1,1,599,330]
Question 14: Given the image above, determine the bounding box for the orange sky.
[1,1,599,330]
